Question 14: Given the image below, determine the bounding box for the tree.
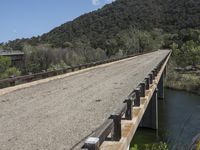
[171,37,200,67]
[0,56,21,79]
[182,40,200,66]
[0,56,11,73]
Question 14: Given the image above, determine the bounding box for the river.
[131,89,200,149]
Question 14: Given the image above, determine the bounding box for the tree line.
[0,28,165,78]
[0,0,199,79]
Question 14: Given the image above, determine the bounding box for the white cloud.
[105,0,116,3]
[92,0,100,5]
[91,0,116,6]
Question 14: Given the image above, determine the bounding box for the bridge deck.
[0,50,170,150]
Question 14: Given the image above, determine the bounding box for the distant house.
[0,50,24,67]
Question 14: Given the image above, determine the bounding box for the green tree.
[0,56,11,73]
[171,38,200,67]
[0,56,21,79]
[182,40,200,66]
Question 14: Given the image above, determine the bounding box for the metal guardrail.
[0,50,156,89]
[83,51,171,150]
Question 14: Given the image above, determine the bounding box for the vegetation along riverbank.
[165,29,200,95]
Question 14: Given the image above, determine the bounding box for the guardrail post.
[124,99,133,120]
[134,88,140,106]
[84,137,100,150]
[158,63,161,71]
[53,72,57,76]
[140,82,146,97]
[10,81,15,86]
[145,77,150,90]
[149,73,153,84]
[111,114,121,141]
[152,70,156,80]
[154,68,158,76]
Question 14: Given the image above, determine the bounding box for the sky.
[0,0,115,43]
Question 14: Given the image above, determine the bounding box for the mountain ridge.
[1,0,200,51]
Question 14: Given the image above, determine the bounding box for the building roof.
[0,50,24,56]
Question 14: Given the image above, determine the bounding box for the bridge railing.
[83,51,171,149]
[0,50,157,89]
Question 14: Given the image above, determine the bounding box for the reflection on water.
[131,89,200,149]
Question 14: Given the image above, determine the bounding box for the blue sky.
[0,0,115,43]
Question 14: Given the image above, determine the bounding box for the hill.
[0,0,199,76]
[2,0,200,50]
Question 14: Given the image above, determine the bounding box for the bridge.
[0,50,171,150]
[0,50,24,67]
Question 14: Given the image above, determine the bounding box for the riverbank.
[165,61,200,96]
[131,89,200,149]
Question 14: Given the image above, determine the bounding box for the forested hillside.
[0,0,200,77]
[2,0,200,50]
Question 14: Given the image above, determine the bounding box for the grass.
[165,60,200,95]
[130,142,168,150]
[197,140,200,150]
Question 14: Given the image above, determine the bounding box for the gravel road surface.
[0,50,170,150]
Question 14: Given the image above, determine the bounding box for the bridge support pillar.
[139,89,158,130]
[158,73,164,100]
[163,66,167,77]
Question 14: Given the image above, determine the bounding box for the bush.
[0,56,11,73]
[0,67,21,78]
[131,142,168,150]
[47,60,70,71]
[0,56,21,79]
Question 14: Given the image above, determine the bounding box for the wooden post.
[140,82,146,97]
[124,99,133,120]
[154,68,158,76]
[157,63,161,71]
[134,88,140,106]
[149,73,153,84]
[10,80,15,86]
[111,114,121,141]
[145,77,150,90]
[152,70,156,80]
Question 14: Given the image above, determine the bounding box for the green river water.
[131,89,200,149]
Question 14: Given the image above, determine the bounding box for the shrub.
[0,56,21,79]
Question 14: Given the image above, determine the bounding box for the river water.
[131,89,200,149]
